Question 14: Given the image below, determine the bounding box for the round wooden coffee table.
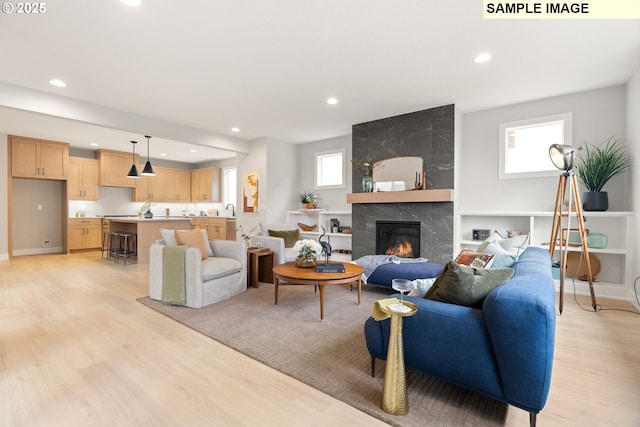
[272,262,364,320]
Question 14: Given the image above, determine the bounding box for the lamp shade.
[141,135,156,176]
[549,144,576,171]
[141,160,155,176]
[127,164,140,178]
[127,140,140,178]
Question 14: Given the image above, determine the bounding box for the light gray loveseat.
[149,238,247,308]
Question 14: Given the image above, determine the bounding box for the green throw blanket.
[162,245,188,305]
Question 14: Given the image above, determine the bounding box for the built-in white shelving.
[287,210,352,262]
[455,211,635,301]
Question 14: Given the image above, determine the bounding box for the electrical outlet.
[43,240,50,248]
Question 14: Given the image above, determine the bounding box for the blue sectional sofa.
[364,247,556,426]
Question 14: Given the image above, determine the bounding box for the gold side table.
[380,301,418,415]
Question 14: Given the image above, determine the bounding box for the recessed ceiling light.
[89,143,99,147]
[190,149,197,153]
[121,0,141,6]
[160,153,167,157]
[49,79,66,87]
[326,97,338,105]
[473,53,492,64]
[231,127,240,132]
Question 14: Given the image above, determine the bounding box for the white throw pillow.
[408,278,437,298]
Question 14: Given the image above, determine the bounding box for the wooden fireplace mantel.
[346,189,454,204]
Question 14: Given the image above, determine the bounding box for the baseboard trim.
[12,247,64,256]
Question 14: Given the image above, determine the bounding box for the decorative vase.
[582,191,608,211]
[295,255,316,268]
[144,209,154,218]
[362,164,374,192]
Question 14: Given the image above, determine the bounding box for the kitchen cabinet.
[96,149,138,188]
[68,157,99,200]
[191,167,220,202]
[191,217,236,240]
[10,135,69,180]
[163,168,191,202]
[134,167,165,202]
[68,218,102,250]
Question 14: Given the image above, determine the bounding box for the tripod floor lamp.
[548,144,597,314]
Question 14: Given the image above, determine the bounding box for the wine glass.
[389,278,415,313]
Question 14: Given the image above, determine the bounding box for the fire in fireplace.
[376,221,420,258]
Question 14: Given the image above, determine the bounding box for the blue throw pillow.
[481,241,517,268]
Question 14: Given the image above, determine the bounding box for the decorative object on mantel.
[372,156,424,192]
[362,162,374,192]
[298,189,318,209]
[297,223,317,231]
[576,137,632,212]
[126,140,140,178]
[292,239,322,268]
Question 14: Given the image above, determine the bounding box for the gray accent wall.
[351,105,455,264]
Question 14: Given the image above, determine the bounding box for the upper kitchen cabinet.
[191,167,220,202]
[134,167,165,202]
[164,168,191,202]
[96,149,138,188]
[68,157,99,200]
[10,135,69,180]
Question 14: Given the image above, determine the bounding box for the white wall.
[235,138,298,238]
[0,134,8,260]
[296,135,352,211]
[626,66,640,308]
[458,85,629,212]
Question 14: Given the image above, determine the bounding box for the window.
[315,149,345,188]
[222,167,237,208]
[498,113,572,179]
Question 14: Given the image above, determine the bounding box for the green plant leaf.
[576,137,632,192]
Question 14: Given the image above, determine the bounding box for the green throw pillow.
[424,261,514,308]
[268,229,300,248]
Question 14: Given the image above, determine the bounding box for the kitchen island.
[105,217,191,264]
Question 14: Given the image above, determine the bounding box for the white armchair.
[250,222,299,265]
[149,239,247,308]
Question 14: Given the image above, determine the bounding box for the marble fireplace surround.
[350,105,454,265]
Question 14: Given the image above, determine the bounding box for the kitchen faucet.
[225,203,236,217]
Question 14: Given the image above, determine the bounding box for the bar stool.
[116,232,137,266]
[101,228,110,259]
[107,231,121,262]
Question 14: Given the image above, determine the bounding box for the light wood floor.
[1,252,639,426]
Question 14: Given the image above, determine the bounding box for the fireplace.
[376,221,420,258]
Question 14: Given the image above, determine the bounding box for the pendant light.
[127,140,140,178]
[141,135,155,176]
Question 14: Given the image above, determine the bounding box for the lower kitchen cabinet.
[68,218,102,250]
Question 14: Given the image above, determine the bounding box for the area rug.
[138,284,508,427]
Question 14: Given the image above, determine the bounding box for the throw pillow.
[477,231,529,257]
[424,261,514,308]
[175,227,209,260]
[161,228,213,257]
[408,278,437,297]
[268,229,300,248]
[454,249,495,268]
[479,241,517,268]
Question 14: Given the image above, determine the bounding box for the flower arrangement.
[292,239,322,258]
[139,200,153,217]
[238,225,260,246]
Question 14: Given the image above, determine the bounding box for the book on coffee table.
[316,263,345,273]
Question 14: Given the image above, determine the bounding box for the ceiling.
[1,1,639,163]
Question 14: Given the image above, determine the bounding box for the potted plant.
[576,137,632,211]
[298,189,318,209]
